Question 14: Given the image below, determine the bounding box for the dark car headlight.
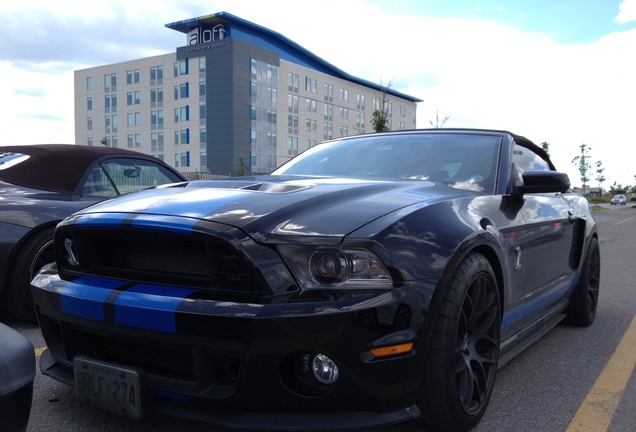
[278,246,393,289]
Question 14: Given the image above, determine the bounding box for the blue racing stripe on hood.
[114,285,197,333]
[59,277,124,321]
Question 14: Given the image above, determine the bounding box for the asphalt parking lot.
[3,205,635,432]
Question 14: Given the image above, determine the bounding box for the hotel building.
[74,12,422,176]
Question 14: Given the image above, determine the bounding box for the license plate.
[73,356,143,419]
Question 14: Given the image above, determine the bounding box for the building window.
[287,115,298,134]
[127,92,133,106]
[339,125,348,137]
[112,114,118,132]
[105,116,111,133]
[287,136,299,156]
[200,152,207,168]
[339,107,348,120]
[127,113,133,127]
[200,128,206,144]
[324,103,333,121]
[105,95,110,111]
[181,151,190,167]
[399,105,406,117]
[104,74,111,91]
[151,88,164,107]
[135,112,141,126]
[135,134,141,148]
[339,88,349,102]
[199,58,205,73]
[323,122,333,140]
[287,94,298,113]
[306,98,317,113]
[267,87,277,104]
[199,104,206,120]
[127,134,133,148]
[180,129,190,144]
[267,110,277,125]
[180,83,189,98]
[87,97,92,110]
[356,94,365,110]
[134,69,140,83]
[324,84,333,102]
[356,111,365,129]
[88,137,93,146]
[87,117,93,131]
[305,77,317,93]
[287,72,299,92]
[306,118,317,133]
[199,81,206,97]
[180,106,189,122]
[87,77,93,91]
[180,59,189,75]
[127,70,133,84]
[134,91,141,105]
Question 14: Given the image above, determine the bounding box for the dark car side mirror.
[516,170,571,194]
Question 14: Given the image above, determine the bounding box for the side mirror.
[516,170,570,194]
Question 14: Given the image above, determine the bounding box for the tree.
[100,136,108,146]
[572,144,592,195]
[595,160,606,197]
[371,109,389,132]
[540,141,550,156]
[236,156,245,176]
[370,81,392,133]
[429,110,450,128]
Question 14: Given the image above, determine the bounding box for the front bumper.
[31,269,427,430]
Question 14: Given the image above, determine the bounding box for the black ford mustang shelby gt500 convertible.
[31,129,599,432]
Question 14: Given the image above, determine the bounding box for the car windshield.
[273,133,501,193]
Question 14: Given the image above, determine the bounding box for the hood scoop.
[239,182,313,193]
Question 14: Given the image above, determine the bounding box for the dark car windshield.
[273,133,501,193]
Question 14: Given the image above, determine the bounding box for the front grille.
[58,228,262,294]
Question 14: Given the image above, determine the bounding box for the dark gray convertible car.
[0,145,186,321]
[31,130,599,431]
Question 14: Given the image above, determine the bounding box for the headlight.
[278,245,392,289]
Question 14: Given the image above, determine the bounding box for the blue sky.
[386,0,635,43]
[1,0,635,186]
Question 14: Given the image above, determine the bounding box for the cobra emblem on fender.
[64,238,79,266]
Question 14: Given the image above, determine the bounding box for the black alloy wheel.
[567,236,600,327]
[417,252,501,432]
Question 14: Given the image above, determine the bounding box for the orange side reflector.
[369,342,413,358]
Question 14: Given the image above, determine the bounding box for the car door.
[512,145,577,326]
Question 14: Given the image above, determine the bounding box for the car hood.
[71,176,473,241]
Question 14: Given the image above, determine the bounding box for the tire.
[417,253,500,432]
[567,237,600,327]
[1,227,55,322]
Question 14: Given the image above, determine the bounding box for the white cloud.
[615,0,636,23]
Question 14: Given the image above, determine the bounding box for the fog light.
[312,353,339,384]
